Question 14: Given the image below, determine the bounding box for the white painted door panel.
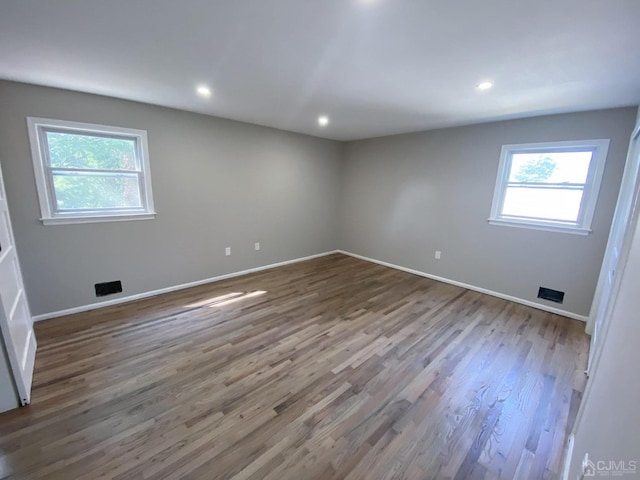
[0,162,36,406]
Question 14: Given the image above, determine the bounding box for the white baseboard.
[33,250,339,322]
[561,433,575,480]
[33,249,588,323]
[337,250,588,322]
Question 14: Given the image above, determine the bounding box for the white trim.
[487,218,591,235]
[41,212,156,225]
[561,433,575,480]
[585,125,640,375]
[26,117,155,225]
[587,123,640,337]
[32,248,588,323]
[33,251,339,321]
[489,139,610,234]
[337,250,588,322]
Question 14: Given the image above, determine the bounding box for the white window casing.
[488,139,610,235]
[27,117,156,225]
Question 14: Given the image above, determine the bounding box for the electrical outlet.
[435,251,441,260]
[225,247,231,256]
[255,242,260,251]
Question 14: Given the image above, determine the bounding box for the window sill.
[488,218,591,236]
[41,212,156,225]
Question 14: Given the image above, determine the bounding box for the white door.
[0,162,36,405]
[587,125,640,374]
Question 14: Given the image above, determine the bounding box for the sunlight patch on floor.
[186,291,267,309]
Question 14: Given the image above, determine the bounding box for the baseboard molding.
[33,250,339,322]
[561,433,575,480]
[337,250,588,322]
[33,249,588,323]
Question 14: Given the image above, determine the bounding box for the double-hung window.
[489,139,610,235]
[27,117,155,225]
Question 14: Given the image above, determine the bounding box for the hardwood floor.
[0,253,589,479]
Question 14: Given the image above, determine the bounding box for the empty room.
[0,1,639,479]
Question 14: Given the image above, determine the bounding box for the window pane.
[502,186,583,222]
[46,131,138,171]
[509,151,593,184]
[52,172,142,210]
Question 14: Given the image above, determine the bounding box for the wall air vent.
[538,287,564,304]
[95,280,122,297]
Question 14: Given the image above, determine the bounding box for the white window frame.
[27,117,156,225]
[488,139,610,235]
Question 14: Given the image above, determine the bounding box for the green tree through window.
[513,155,556,183]
[46,132,141,210]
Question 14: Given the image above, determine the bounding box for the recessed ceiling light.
[477,81,493,91]
[318,115,330,127]
[196,85,212,98]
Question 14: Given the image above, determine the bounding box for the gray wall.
[0,79,635,319]
[340,108,637,317]
[0,81,343,316]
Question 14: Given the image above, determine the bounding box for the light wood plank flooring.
[0,253,589,479]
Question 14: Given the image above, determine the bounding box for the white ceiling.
[1,0,639,141]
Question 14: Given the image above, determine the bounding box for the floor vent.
[95,280,123,297]
[538,287,564,304]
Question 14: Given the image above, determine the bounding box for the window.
[489,139,610,235]
[27,117,155,225]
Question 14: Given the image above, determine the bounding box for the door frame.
[563,120,640,480]
[586,122,640,375]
